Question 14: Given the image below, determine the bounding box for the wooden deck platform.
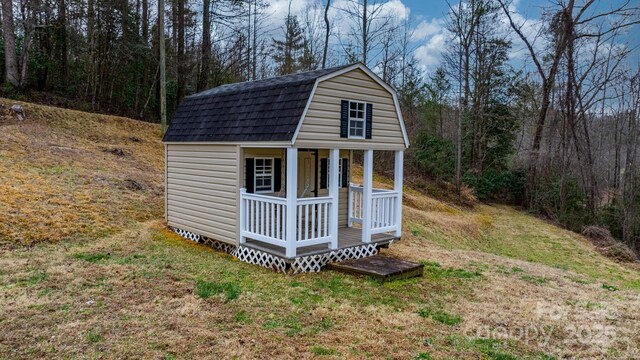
[327,255,424,281]
[243,227,397,260]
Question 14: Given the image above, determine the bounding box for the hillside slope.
[0,99,164,247]
[1,100,639,359]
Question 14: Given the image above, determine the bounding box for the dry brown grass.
[0,98,164,247]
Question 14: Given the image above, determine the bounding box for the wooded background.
[1,0,639,254]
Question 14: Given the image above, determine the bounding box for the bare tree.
[498,0,573,207]
[2,0,20,87]
[322,0,331,68]
[198,0,212,91]
[444,0,481,197]
[159,0,167,132]
[341,0,395,67]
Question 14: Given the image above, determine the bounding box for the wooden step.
[327,255,423,282]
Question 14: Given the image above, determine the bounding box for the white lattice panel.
[171,227,237,254]
[171,227,201,242]
[232,246,289,273]
[291,255,330,274]
[201,236,236,254]
[327,244,378,263]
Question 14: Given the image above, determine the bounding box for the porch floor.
[243,227,398,260]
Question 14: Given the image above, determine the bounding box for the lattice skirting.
[232,246,289,273]
[170,227,383,274]
[170,227,237,255]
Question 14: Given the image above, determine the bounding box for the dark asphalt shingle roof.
[163,64,352,142]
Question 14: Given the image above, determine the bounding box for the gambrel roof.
[163,65,351,142]
[163,63,409,147]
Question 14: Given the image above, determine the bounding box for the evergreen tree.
[272,15,305,75]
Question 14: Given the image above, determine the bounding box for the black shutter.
[274,158,282,192]
[245,158,254,193]
[320,158,328,189]
[365,103,373,139]
[341,158,349,188]
[340,100,349,138]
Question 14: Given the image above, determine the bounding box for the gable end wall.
[295,68,405,150]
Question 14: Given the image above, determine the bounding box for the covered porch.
[239,147,404,259]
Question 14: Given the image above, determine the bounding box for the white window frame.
[254,157,274,194]
[347,100,366,139]
[326,157,344,188]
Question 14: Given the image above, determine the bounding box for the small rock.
[10,104,24,114]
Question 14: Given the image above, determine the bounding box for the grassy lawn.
[0,222,556,359]
[1,100,639,358]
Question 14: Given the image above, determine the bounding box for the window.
[254,158,274,193]
[348,101,365,138]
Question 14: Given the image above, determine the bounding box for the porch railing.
[239,189,334,254]
[240,191,287,247]
[349,184,400,235]
[296,196,333,247]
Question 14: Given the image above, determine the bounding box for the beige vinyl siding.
[166,143,239,244]
[295,68,406,150]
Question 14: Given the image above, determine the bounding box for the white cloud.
[414,31,449,71]
[411,18,444,42]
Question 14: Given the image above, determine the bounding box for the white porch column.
[362,149,373,243]
[285,147,298,258]
[394,150,404,237]
[239,188,247,244]
[328,149,340,249]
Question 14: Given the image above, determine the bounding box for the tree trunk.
[142,0,149,43]
[198,0,211,91]
[19,0,36,88]
[159,0,167,132]
[57,0,68,86]
[361,0,367,65]
[251,0,257,80]
[1,0,19,87]
[176,0,185,103]
[322,0,330,69]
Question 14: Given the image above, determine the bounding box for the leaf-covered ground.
[1,100,639,359]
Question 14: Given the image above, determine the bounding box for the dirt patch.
[103,148,126,156]
[123,179,145,191]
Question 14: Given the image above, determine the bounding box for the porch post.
[362,149,373,243]
[285,147,298,258]
[239,188,247,244]
[394,150,404,237]
[329,149,340,249]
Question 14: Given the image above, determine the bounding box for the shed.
[163,63,409,272]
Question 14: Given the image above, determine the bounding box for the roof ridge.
[188,64,355,99]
